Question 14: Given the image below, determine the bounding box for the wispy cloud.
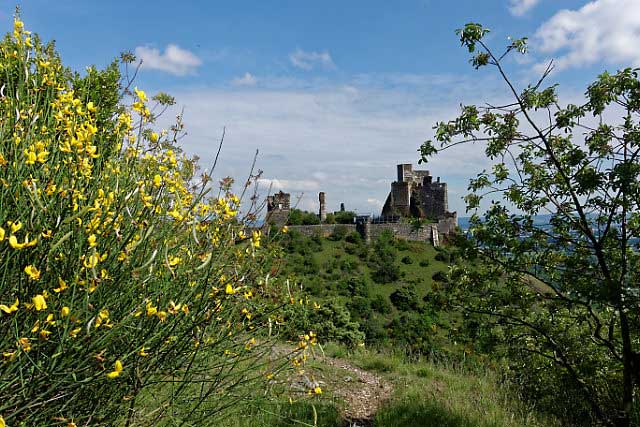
[534,0,640,71]
[135,44,202,76]
[232,72,257,86]
[289,49,335,71]
[158,74,506,215]
[508,0,541,16]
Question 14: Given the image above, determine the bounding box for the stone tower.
[382,164,453,221]
[319,192,326,222]
[265,191,290,227]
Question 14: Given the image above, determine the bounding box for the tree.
[420,23,640,427]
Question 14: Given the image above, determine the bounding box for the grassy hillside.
[277,228,462,355]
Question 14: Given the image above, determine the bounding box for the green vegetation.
[204,347,555,427]
[278,229,463,357]
[0,16,306,427]
[420,22,640,427]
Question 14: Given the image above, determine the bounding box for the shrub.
[390,286,421,311]
[434,251,450,263]
[371,294,393,315]
[432,271,449,282]
[345,231,362,244]
[287,209,320,225]
[419,259,430,268]
[328,225,349,241]
[401,255,414,264]
[0,17,305,426]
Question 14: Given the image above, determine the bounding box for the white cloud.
[154,75,505,216]
[534,0,640,70]
[508,0,541,16]
[258,178,320,192]
[289,49,335,71]
[367,198,384,210]
[135,44,202,76]
[232,72,257,86]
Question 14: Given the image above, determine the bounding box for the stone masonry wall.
[288,223,438,243]
[287,224,357,238]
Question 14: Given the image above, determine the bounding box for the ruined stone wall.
[287,224,357,237]
[289,220,456,244]
[265,191,290,228]
[368,223,432,242]
[389,181,411,216]
[421,182,448,219]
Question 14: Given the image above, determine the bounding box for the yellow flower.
[314,386,322,395]
[106,360,123,378]
[168,256,181,267]
[24,265,41,281]
[24,148,37,165]
[0,298,19,314]
[17,337,31,352]
[9,234,37,250]
[87,234,97,247]
[0,227,5,241]
[61,306,70,317]
[150,132,159,143]
[134,87,148,102]
[225,283,236,295]
[282,225,289,233]
[32,294,47,311]
[87,101,97,112]
[146,302,158,317]
[138,347,148,357]
[54,277,68,293]
[153,174,162,187]
[8,221,22,233]
[251,230,261,248]
[83,253,99,269]
[156,311,167,322]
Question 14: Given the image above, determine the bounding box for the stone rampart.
[288,222,439,243]
[287,224,357,237]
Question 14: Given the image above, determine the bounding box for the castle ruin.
[263,164,457,244]
[382,164,454,222]
[265,191,290,228]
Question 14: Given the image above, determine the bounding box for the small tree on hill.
[420,23,640,427]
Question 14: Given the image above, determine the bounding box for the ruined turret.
[319,192,326,222]
[265,191,290,228]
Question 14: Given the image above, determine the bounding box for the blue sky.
[3,0,638,215]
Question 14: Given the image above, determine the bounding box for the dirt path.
[319,357,393,426]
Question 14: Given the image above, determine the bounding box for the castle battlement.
[382,164,455,225]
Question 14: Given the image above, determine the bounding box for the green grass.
[211,399,343,427]
[354,350,558,427]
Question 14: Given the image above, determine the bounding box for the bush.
[401,255,414,265]
[334,210,356,224]
[419,260,430,268]
[390,286,421,311]
[0,17,304,426]
[432,271,449,282]
[345,231,362,244]
[287,209,321,225]
[371,232,400,283]
[371,294,393,315]
[348,296,373,320]
[329,225,349,241]
[434,251,451,263]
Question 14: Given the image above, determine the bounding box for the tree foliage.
[421,23,640,427]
